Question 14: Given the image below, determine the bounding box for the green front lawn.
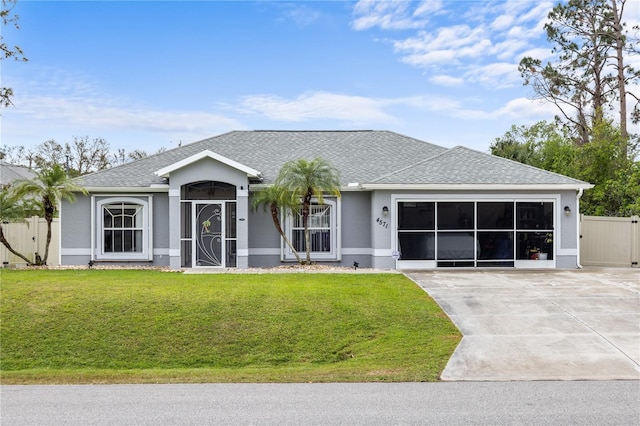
[0,270,460,384]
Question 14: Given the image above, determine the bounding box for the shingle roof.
[75,131,590,189]
[370,146,587,185]
[0,161,37,187]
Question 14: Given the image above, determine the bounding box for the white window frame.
[93,196,153,261]
[283,198,340,261]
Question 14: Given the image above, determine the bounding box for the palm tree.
[0,190,33,265]
[251,184,303,264]
[13,165,87,265]
[276,158,340,265]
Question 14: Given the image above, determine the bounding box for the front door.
[195,203,223,267]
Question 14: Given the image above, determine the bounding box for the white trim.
[390,194,563,269]
[283,198,340,261]
[391,193,561,202]
[397,260,437,270]
[148,195,154,261]
[84,187,169,193]
[90,195,95,260]
[155,150,261,178]
[94,196,153,261]
[249,248,281,256]
[364,183,593,191]
[373,249,393,257]
[237,248,249,257]
[576,188,584,268]
[153,248,170,255]
[169,249,180,257]
[515,260,555,269]
[251,183,363,192]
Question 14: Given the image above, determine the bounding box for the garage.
[394,197,556,269]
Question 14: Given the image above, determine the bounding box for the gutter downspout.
[576,188,584,269]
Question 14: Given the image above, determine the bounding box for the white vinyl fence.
[0,216,59,266]
[580,215,639,268]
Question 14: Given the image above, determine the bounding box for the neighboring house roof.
[75,130,592,190]
[0,161,37,188]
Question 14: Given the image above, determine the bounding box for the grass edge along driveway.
[0,270,461,384]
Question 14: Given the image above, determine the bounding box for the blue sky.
[2,0,636,155]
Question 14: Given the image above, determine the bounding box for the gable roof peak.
[155,149,261,178]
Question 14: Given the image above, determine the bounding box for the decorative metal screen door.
[195,203,223,267]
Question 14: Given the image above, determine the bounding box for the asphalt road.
[2,381,639,425]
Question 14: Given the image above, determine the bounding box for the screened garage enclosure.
[396,200,555,268]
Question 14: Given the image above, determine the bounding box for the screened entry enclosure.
[180,181,237,268]
[397,201,554,267]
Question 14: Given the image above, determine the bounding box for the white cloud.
[413,0,445,18]
[362,1,556,89]
[351,0,444,31]
[430,75,464,87]
[495,97,558,120]
[442,97,557,122]
[2,70,245,149]
[280,3,322,28]
[519,47,553,62]
[15,95,242,134]
[464,62,521,88]
[515,1,554,25]
[490,14,514,31]
[386,94,462,112]
[394,25,493,67]
[239,92,396,124]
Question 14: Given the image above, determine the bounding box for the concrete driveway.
[406,268,640,381]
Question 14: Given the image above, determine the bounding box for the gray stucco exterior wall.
[247,191,374,268]
[60,193,171,266]
[61,186,582,270]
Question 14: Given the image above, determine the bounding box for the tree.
[275,158,341,265]
[12,165,87,265]
[65,136,111,175]
[251,185,303,264]
[492,120,638,216]
[33,137,111,176]
[490,121,565,167]
[1,0,28,108]
[127,149,148,161]
[0,189,33,264]
[519,0,638,153]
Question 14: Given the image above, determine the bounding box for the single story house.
[61,130,593,270]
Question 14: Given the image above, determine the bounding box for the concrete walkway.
[406,268,640,381]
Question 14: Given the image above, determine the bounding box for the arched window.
[181,181,236,200]
[95,197,152,260]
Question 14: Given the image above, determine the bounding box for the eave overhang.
[81,185,170,193]
[359,183,594,191]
